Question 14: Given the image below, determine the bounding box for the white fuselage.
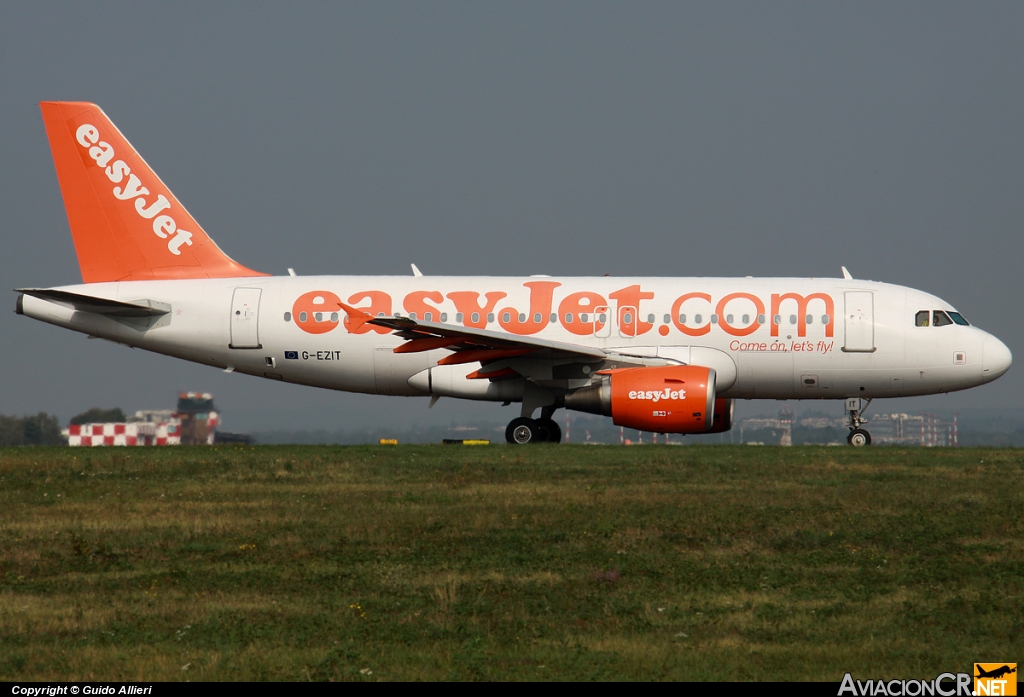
[19,275,1011,403]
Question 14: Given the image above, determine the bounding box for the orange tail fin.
[40,102,267,283]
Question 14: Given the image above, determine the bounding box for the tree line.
[0,407,126,447]
[0,413,64,446]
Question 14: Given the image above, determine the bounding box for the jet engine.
[565,365,718,433]
[706,398,735,434]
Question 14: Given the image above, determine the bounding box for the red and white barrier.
[67,421,173,446]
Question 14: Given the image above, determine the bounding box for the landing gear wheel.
[536,418,562,443]
[847,429,871,447]
[506,417,540,444]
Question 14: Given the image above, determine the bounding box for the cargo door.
[373,346,395,394]
[843,291,875,353]
[230,288,262,349]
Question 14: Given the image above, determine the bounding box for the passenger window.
[517,313,525,322]
[330,312,339,322]
[299,312,307,322]
[623,313,632,324]
[726,314,734,324]
[424,312,432,321]
[456,313,464,323]
[742,314,750,324]
[471,312,479,323]
[488,313,496,323]
[409,312,417,320]
[678,314,686,324]
[789,315,797,325]
[647,314,655,324]
[284,312,292,322]
[758,314,766,324]
[694,314,702,324]
[534,313,542,323]
[550,313,557,323]
[314,312,323,322]
[663,314,671,324]
[565,313,573,323]
[502,312,511,323]
[773,314,782,325]
[710,314,718,323]
[822,315,830,325]
[581,313,589,323]
[933,311,953,327]
[915,311,930,327]
[598,313,607,323]
[441,313,448,322]
[805,314,813,325]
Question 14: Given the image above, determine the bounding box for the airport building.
[735,411,958,446]
[64,392,220,447]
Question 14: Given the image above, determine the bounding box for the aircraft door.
[373,346,395,395]
[230,288,262,349]
[618,306,637,338]
[843,291,875,353]
[595,306,611,338]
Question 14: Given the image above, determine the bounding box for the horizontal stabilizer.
[16,288,170,317]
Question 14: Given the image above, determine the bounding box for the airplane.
[16,102,1013,445]
[975,665,1016,680]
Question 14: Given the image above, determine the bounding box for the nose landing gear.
[845,397,873,446]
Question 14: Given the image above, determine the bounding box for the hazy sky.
[2,3,1022,431]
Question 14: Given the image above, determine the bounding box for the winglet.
[841,266,853,280]
[338,302,373,331]
[411,263,423,277]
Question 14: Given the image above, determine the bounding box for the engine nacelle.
[565,365,717,433]
[706,398,735,434]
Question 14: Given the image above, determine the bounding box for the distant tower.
[176,392,218,445]
[779,408,794,447]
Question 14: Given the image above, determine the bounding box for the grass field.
[1,444,1021,681]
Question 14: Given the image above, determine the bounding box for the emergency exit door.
[618,306,637,338]
[842,291,875,353]
[230,288,262,349]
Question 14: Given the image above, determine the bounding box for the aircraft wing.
[16,288,170,317]
[340,303,622,380]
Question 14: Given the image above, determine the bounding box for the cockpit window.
[948,312,970,326]
[915,310,930,327]
[933,311,953,327]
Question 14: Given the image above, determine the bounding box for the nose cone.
[983,336,1012,383]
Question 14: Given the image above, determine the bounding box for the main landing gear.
[505,417,562,444]
[845,397,872,446]
[506,405,563,444]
